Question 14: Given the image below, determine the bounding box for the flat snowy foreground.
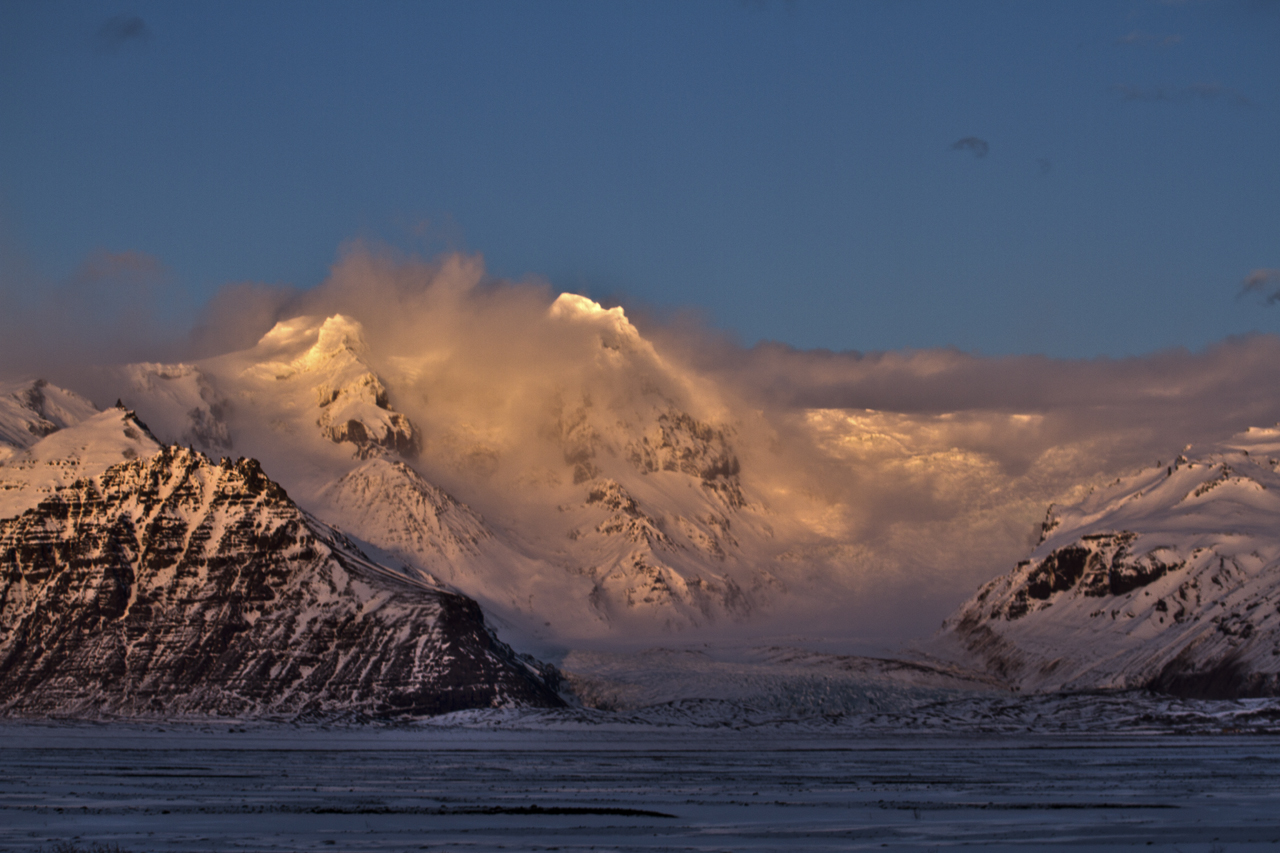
[4,716,1280,853]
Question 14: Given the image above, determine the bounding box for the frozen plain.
[5,697,1280,853]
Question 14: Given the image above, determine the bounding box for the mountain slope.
[0,444,563,718]
[934,426,1280,697]
[118,363,233,455]
[0,379,98,463]
[0,406,162,520]
[504,295,779,629]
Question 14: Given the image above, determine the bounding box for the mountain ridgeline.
[934,429,1280,699]
[6,287,1280,717]
[0,396,562,719]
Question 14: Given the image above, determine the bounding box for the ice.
[3,717,1280,852]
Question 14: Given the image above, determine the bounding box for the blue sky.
[1,0,1278,357]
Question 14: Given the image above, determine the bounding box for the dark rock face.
[626,411,740,481]
[584,480,675,549]
[316,372,420,459]
[939,443,1280,699]
[992,533,1181,622]
[942,528,1280,697]
[0,446,563,718]
[626,410,745,509]
[1150,652,1280,700]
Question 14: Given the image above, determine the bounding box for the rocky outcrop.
[0,445,563,718]
[288,316,420,457]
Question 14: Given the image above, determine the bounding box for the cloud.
[96,15,150,52]
[1187,82,1253,105]
[202,248,1280,639]
[0,247,188,383]
[154,250,1280,525]
[1240,268,1280,304]
[950,137,989,158]
[1117,30,1183,47]
[1112,82,1252,106]
[187,281,301,358]
[70,249,163,283]
[18,243,1280,643]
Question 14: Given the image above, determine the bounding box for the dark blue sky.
[2,0,1278,357]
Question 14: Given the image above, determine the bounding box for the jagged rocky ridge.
[0,439,563,718]
[936,426,1280,698]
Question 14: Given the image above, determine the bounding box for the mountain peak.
[0,406,163,520]
[549,293,654,356]
[230,314,419,458]
[299,314,370,369]
[248,314,370,379]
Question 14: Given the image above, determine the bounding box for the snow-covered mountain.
[8,311,1280,715]
[99,295,789,638]
[117,362,233,454]
[0,379,98,463]
[933,426,1280,698]
[0,406,162,520]
[0,427,563,718]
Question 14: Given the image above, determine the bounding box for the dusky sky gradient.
[2,0,1278,358]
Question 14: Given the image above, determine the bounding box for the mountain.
[0,426,563,718]
[106,297,788,638]
[0,404,161,520]
[117,362,233,454]
[934,425,1280,698]
[0,378,98,463]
